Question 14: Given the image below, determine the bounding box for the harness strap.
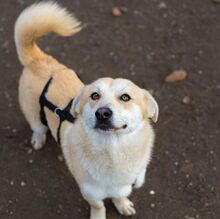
[39,78,53,126]
[56,99,75,145]
[39,77,76,145]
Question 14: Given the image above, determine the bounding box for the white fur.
[64,117,154,201]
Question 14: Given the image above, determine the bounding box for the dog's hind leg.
[19,73,48,150]
[21,103,48,150]
[31,123,48,150]
[21,100,48,150]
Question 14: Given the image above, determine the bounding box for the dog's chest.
[81,144,146,186]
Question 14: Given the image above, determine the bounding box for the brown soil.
[0,0,219,219]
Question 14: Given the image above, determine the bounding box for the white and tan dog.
[15,2,159,219]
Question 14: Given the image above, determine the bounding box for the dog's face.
[71,78,158,135]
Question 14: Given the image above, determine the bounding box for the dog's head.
[71,78,158,134]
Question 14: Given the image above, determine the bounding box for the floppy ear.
[71,89,84,116]
[143,90,159,123]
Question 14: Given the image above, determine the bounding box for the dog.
[15,2,159,219]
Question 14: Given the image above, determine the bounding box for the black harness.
[39,78,76,145]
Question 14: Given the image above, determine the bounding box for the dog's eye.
[90,92,100,100]
[120,94,131,102]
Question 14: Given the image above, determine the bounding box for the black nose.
[95,107,112,121]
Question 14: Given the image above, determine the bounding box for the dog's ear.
[71,88,84,116]
[143,90,159,123]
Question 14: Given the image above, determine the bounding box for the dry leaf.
[112,7,122,17]
[165,70,187,83]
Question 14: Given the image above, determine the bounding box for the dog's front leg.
[133,168,146,189]
[112,197,136,216]
[83,195,106,219]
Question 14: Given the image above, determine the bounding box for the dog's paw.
[113,198,136,216]
[31,132,46,150]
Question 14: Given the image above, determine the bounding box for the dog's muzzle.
[95,107,114,131]
[94,107,127,131]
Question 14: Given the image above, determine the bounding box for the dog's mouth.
[94,121,127,131]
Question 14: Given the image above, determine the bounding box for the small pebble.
[58,155,64,162]
[12,129,17,133]
[174,161,179,166]
[149,190,155,195]
[185,216,196,219]
[120,6,128,13]
[20,181,26,187]
[163,13,168,18]
[159,2,167,8]
[188,182,193,186]
[10,181,14,185]
[210,150,214,155]
[28,159,33,164]
[27,148,33,154]
[210,186,215,191]
[150,203,155,208]
[165,150,169,155]
[182,96,191,104]
[198,50,203,55]
[112,7,122,17]
[133,10,142,15]
[185,174,190,178]
[198,70,203,75]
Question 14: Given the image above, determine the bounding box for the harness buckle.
[54,108,62,117]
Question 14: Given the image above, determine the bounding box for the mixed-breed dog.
[14,2,159,219]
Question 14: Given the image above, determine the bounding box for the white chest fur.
[62,119,154,200]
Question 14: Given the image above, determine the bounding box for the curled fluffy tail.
[14,2,82,66]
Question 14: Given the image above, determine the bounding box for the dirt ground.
[0,0,219,219]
